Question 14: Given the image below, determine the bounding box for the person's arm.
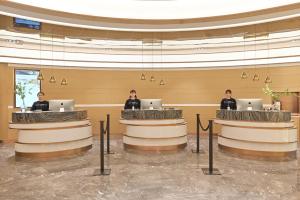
[44,101,49,111]
[136,99,141,109]
[124,100,129,110]
[220,99,225,109]
[232,99,237,110]
[30,102,36,111]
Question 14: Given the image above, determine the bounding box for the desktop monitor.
[49,99,75,111]
[236,99,263,111]
[141,99,162,110]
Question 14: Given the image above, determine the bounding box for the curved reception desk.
[120,109,187,151]
[9,110,93,159]
[215,110,297,161]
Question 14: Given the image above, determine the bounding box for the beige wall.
[1,64,300,141]
[0,63,15,141]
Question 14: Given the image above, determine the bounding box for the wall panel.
[0,65,300,141]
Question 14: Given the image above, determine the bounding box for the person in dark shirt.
[220,89,237,110]
[31,91,49,111]
[124,89,141,110]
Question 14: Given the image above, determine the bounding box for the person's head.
[37,91,45,101]
[129,89,137,99]
[225,89,232,99]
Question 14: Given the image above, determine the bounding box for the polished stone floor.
[0,137,299,200]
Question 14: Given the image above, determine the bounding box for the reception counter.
[215,110,297,160]
[120,109,187,151]
[9,110,92,159]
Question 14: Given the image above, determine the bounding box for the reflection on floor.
[0,136,299,200]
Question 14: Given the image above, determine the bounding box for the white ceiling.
[8,0,300,20]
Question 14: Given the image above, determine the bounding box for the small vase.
[273,101,281,111]
[20,100,26,112]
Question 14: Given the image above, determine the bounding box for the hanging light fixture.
[37,33,44,81]
[159,41,165,86]
[49,33,56,83]
[61,78,67,85]
[241,72,248,79]
[150,38,155,82]
[252,25,260,82]
[60,41,67,86]
[253,74,259,81]
[241,34,248,79]
[265,25,272,84]
[140,40,146,80]
[264,76,272,84]
[140,73,146,80]
[150,75,155,82]
[49,76,56,83]
[37,72,44,80]
[159,79,165,85]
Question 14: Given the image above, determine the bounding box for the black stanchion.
[105,114,114,154]
[93,121,111,176]
[192,114,206,154]
[202,120,221,175]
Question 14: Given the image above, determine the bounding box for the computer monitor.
[141,99,162,110]
[49,99,75,111]
[236,99,263,111]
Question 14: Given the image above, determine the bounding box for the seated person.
[220,89,237,110]
[31,92,49,111]
[124,89,141,110]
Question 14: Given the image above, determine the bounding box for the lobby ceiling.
[0,1,300,31]
[5,0,300,20]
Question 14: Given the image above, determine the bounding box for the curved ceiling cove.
[0,1,300,31]
[1,29,300,69]
[6,0,300,20]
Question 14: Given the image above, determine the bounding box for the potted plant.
[15,81,33,112]
[262,84,295,111]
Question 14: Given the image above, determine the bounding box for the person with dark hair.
[220,89,237,110]
[31,91,49,111]
[124,89,141,110]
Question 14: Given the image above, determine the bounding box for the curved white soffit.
[0,3,300,32]
[7,0,300,20]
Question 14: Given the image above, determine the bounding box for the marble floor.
[0,137,299,200]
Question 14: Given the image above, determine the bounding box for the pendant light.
[241,35,248,79]
[49,76,56,83]
[159,41,165,86]
[37,34,44,81]
[265,26,272,84]
[159,79,165,85]
[253,74,259,81]
[61,78,67,85]
[150,75,155,82]
[150,38,155,82]
[49,33,56,83]
[140,73,146,80]
[140,41,146,80]
[241,72,248,79]
[60,37,67,86]
[252,25,259,82]
[264,76,272,84]
[37,72,44,80]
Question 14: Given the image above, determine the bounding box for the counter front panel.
[12,110,88,123]
[121,109,182,120]
[216,110,291,122]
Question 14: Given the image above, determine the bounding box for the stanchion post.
[208,120,213,174]
[105,114,114,154]
[93,120,111,176]
[202,119,221,175]
[192,114,204,154]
